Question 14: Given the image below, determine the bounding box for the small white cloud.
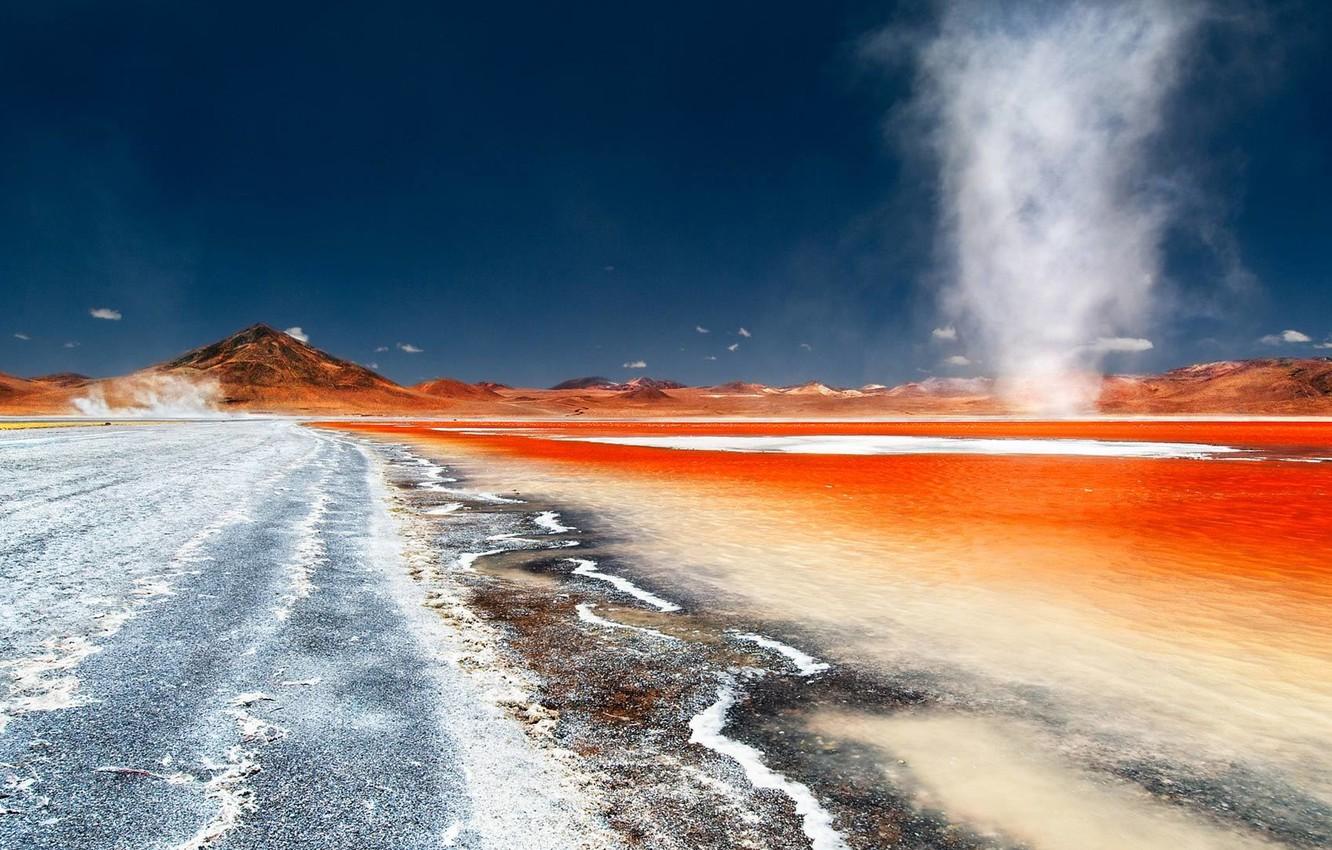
[284,326,309,343]
[799,342,813,351]
[1088,336,1153,353]
[13,332,29,341]
[89,307,122,321]
[1260,329,1311,345]
[931,325,957,341]
[604,265,616,272]
[704,355,717,361]
[622,360,647,369]
[366,362,379,370]
[375,345,389,352]
[397,342,423,353]
[738,327,751,338]
[64,341,80,349]
[1314,341,1332,350]
[944,355,971,366]
[695,325,710,334]
[727,342,740,352]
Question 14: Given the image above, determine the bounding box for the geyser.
[899,1,1204,412]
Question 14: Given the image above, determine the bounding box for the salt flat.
[0,421,606,849]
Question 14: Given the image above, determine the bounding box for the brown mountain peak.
[158,323,396,393]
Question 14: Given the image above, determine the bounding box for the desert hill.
[32,372,92,387]
[412,378,503,400]
[1099,358,1332,414]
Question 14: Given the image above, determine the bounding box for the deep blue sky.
[2,1,1329,386]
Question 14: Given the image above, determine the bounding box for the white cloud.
[944,355,972,366]
[931,325,957,341]
[1315,340,1332,350]
[89,307,122,321]
[397,342,423,353]
[284,326,309,343]
[1259,329,1311,345]
[366,362,379,370]
[1087,336,1153,353]
[375,345,389,352]
[622,360,647,369]
[738,327,751,338]
[800,342,813,351]
[727,342,740,352]
[64,341,79,349]
[604,265,616,272]
[696,325,710,334]
[704,355,717,361]
[13,332,29,341]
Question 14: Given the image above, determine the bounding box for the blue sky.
[2,1,1329,387]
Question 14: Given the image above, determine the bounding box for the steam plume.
[899,1,1204,412]
[71,375,222,418]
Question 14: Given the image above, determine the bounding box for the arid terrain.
[4,324,1332,417]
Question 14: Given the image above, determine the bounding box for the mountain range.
[3,323,1331,416]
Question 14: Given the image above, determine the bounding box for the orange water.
[335,420,1332,848]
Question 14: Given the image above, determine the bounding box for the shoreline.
[354,430,875,848]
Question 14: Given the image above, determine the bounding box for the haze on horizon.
[2,1,1330,399]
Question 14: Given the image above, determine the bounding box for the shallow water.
[341,420,1332,850]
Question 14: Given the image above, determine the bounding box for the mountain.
[1099,358,1332,414]
[619,384,673,402]
[0,371,72,415]
[622,377,686,390]
[0,371,36,399]
[884,377,994,398]
[31,372,92,387]
[709,381,770,394]
[143,323,438,412]
[550,376,685,392]
[781,381,841,396]
[413,378,503,400]
[551,376,618,390]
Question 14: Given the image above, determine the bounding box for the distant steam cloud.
[284,326,309,343]
[1259,329,1311,345]
[931,326,957,341]
[72,375,222,418]
[738,327,752,338]
[397,342,423,353]
[1088,336,1154,353]
[13,332,29,341]
[888,1,1206,412]
[89,307,122,321]
[696,325,710,334]
[623,360,647,369]
[944,354,972,366]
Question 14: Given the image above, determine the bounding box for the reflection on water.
[346,421,1332,849]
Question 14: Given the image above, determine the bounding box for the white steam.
[898,1,1204,412]
[71,375,223,418]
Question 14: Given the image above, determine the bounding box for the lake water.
[345,419,1332,850]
